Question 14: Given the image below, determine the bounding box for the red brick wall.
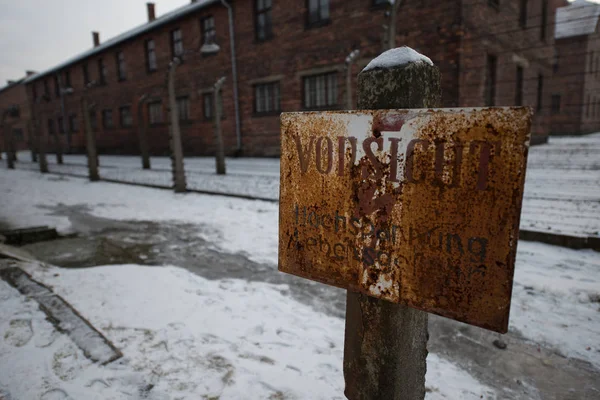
[459,0,562,141]
[22,0,563,157]
[235,0,462,156]
[0,82,32,153]
[550,35,586,134]
[581,26,600,134]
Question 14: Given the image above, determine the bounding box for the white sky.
[0,0,189,85]
[0,0,598,86]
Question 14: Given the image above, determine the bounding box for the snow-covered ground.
[0,168,599,398]
[521,133,600,238]
[11,132,600,237]
[0,262,496,400]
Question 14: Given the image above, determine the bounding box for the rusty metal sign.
[278,108,532,333]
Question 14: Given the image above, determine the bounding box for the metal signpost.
[278,49,531,399]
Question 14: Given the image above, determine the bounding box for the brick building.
[550,0,600,135]
[0,73,36,155]
[15,0,565,158]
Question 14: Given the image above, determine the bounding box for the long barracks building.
[14,0,568,157]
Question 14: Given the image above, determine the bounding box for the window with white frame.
[177,96,190,121]
[303,72,337,109]
[171,29,184,58]
[254,82,280,114]
[148,101,163,125]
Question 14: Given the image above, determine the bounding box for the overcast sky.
[0,0,597,86]
[0,0,189,85]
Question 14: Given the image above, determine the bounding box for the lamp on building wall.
[345,49,361,109]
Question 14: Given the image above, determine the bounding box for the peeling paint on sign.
[278,108,532,333]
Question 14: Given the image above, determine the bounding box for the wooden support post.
[213,76,226,175]
[82,96,99,181]
[167,59,187,193]
[343,49,442,400]
[137,94,151,170]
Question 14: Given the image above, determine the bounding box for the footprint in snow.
[40,388,73,400]
[4,319,33,347]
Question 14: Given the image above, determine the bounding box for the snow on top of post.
[362,47,433,72]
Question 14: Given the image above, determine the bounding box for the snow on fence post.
[343,47,441,400]
[167,58,187,193]
[82,95,99,182]
[213,76,227,175]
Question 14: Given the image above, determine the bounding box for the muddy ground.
[2,204,598,400]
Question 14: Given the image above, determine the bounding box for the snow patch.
[363,46,434,72]
[2,263,496,399]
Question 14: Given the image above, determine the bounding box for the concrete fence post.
[137,94,151,170]
[167,58,187,193]
[4,126,15,170]
[343,48,442,400]
[213,76,226,175]
[29,121,38,163]
[34,115,48,173]
[82,96,99,181]
[53,129,63,165]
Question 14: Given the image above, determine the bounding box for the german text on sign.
[278,108,531,333]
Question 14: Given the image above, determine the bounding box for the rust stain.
[278,108,532,333]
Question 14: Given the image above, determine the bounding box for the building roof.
[23,0,218,85]
[555,0,600,39]
[0,77,26,96]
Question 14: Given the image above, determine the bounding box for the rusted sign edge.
[278,107,532,333]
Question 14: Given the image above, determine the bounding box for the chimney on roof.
[191,0,198,3]
[26,70,36,77]
[92,31,100,47]
[147,3,156,22]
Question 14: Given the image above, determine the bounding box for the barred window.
[98,58,107,84]
[254,82,281,114]
[201,16,216,45]
[148,101,163,125]
[177,96,190,121]
[307,0,330,26]
[146,39,157,72]
[519,0,527,28]
[64,70,71,88]
[82,63,90,85]
[484,54,497,107]
[102,109,114,129]
[303,72,337,109]
[255,0,273,41]
[69,114,78,132]
[203,93,214,119]
[120,106,133,127]
[116,51,126,81]
[171,29,184,58]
